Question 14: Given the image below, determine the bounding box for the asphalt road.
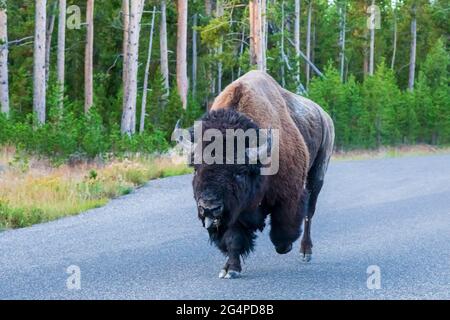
[1,154,449,300]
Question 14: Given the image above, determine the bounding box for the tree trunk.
[216,0,223,93]
[0,1,9,115]
[84,0,94,113]
[204,0,212,16]
[160,0,169,94]
[312,11,316,67]
[237,23,245,77]
[305,0,312,86]
[121,0,144,135]
[176,0,188,109]
[139,6,156,134]
[261,0,267,68]
[192,13,198,98]
[280,0,285,87]
[391,5,397,70]
[408,3,417,92]
[369,0,375,76]
[57,0,66,109]
[339,0,346,82]
[45,0,57,84]
[294,0,301,86]
[122,0,129,97]
[33,0,47,124]
[249,0,265,71]
[204,1,214,102]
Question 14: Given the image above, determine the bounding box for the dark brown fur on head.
[191,109,269,248]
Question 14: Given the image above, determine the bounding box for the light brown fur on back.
[210,70,309,207]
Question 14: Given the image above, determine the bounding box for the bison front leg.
[218,225,255,279]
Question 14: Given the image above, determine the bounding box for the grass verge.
[0,147,191,229]
[332,144,450,161]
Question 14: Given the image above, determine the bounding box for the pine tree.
[417,38,450,144]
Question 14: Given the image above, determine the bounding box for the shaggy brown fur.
[191,70,334,277]
[211,71,310,247]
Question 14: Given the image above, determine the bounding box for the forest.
[0,0,449,161]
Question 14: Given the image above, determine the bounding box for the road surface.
[1,155,449,299]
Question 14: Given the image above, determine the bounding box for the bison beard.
[183,71,334,279]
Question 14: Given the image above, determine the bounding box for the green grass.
[0,152,192,230]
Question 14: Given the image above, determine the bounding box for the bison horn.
[204,217,214,229]
[246,128,272,162]
[172,119,195,152]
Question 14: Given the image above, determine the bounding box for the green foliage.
[414,38,450,144]
[309,46,448,150]
[159,90,185,141]
[0,107,169,163]
[1,0,448,158]
[0,202,44,229]
[362,60,402,147]
[184,94,204,127]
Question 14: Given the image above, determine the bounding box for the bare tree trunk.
[121,0,144,134]
[339,0,346,82]
[177,0,188,109]
[369,0,375,76]
[216,0,223,93]
[261,0,267,68]
[265,0,269,55]
[45,0,57,84]
[237,23,245,78]
[280,0,285,87]
[192,13,198,98]
[0,1,9,115]
[294,0,301,86]
[408,2,417,91]
[160,0,169,94]
[391,4,397,70]
[34,0,47,124]
[204,1,214,101]
[139,6,156,134]
[57,0,66,109]
[305,0,312,86]
[249,0,265,71]
[122,0,129,97]
[312,12,316,67]
[205,0,212,16]
[84,0,94,113]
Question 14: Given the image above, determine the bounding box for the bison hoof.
[224,270,241,279]
[275,243,292,254]
[218,269,227,279]
[219,269,241,279]
[301,253,312,262]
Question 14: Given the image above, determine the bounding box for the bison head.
[175,109,271,232]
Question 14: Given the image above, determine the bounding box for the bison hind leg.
[270,196,305,255]
[275,242,293,254]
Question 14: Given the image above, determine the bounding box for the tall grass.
[0,148,191,229]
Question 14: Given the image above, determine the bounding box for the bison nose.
[198,198,223,218]
[199,204,223,217]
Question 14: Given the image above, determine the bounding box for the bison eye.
[234,173,246,182]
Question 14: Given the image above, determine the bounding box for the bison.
[175,71,334,279]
